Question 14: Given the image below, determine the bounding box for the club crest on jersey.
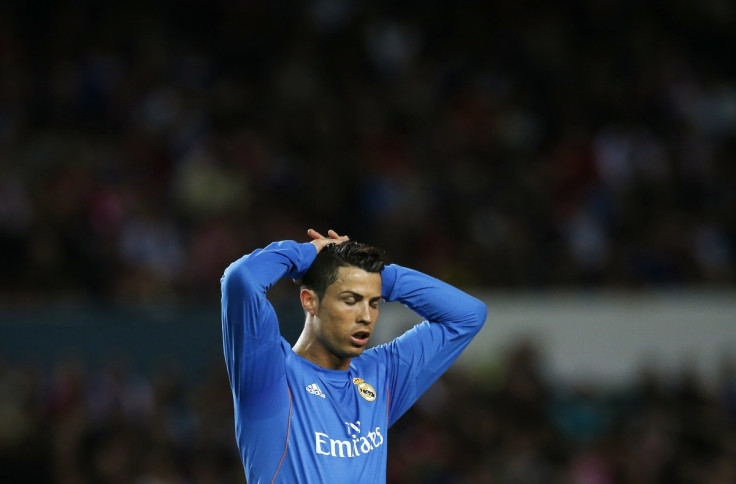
[353,377,377,402]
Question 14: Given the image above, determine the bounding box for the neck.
[293,333,351,371]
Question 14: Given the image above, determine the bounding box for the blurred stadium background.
[1,1,735,483]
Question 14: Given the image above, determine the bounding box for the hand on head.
[308,229,349,252]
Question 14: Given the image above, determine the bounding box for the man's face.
[311,266,382,366]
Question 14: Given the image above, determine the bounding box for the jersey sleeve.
[377,264,487,426]
[220,240,317,401]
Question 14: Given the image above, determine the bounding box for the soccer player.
[221,229,487,483]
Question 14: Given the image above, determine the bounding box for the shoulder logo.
[353,377,377,402]
[306,383,326,398]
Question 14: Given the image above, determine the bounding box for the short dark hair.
[300,241,386,298]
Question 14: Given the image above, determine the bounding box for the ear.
[300,288,318,315]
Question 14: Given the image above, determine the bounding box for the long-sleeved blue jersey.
[221,240,487,483]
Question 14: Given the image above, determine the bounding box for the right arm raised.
[220,230,348,399]
[220,240,317,398]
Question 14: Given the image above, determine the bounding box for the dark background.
[1,1,735,482]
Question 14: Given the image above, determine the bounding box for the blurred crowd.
[388,340,736,484]
[1,1,734,304]
[1,339,735,484]
[0,354,241,484]
[1,2,735,481]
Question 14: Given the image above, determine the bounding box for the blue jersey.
[221,240,486,483]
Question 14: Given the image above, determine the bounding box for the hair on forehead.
[300,241,386,299]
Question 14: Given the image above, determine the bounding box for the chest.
[286,365,388,446]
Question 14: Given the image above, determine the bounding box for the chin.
[347,347,365,358]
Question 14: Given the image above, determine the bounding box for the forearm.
[222,240,315,343]
[381,264,487,333]
[222,241,317,299]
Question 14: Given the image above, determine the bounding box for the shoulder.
[352,346,392,376]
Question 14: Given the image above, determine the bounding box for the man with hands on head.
[221,228,487,483]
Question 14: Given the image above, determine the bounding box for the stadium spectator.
[0,1,733,303]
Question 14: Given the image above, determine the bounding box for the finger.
[307,228,324,240]
[327,229,349,240]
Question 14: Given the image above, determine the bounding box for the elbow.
[221,256,256,298]
[469,296,487,333]
[220,264,238,295]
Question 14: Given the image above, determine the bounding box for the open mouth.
[350,330,371,347]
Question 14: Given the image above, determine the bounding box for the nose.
[358,302,374,324]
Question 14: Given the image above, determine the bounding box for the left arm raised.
[378,264,487,425]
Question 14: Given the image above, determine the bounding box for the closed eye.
[340,294,359,305]
[340,292,381,308]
